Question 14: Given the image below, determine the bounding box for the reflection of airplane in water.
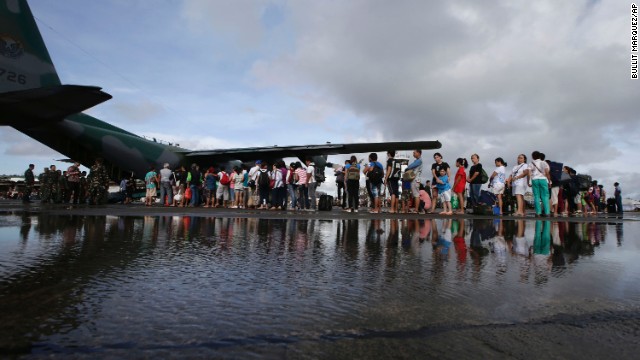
[0,0,440,180]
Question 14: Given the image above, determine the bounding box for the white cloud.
[4,0,639,201]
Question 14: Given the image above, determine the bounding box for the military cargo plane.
[1,0,440,180]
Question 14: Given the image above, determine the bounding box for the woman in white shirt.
[489,157,507,215]
[506,154,530,216]
[232,167,245,208]
[528,151,551,216]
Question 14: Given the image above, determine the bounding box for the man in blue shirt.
[364,153,385,213]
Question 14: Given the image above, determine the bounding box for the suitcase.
[478,190,496,205]
[318,194,334,211]
[607,198,617,213]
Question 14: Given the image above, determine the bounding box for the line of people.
[139,158,322,210]
[22,149,621,217]
[332,150,623,217]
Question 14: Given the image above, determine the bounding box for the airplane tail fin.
[1,0,111,125]
[1,0,61,91]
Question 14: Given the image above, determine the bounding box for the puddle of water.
[1,214,639,357]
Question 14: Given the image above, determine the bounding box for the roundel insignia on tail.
[0,34,24,59]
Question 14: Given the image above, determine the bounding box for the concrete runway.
[1,200,635,222]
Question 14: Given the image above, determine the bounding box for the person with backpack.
[270,162,286,210]
[344,155,361,213]
[216,168,231,208]
[257,162,271,209]
[364,153,385,214]
[385,151,402,214]
[466,154,485,208]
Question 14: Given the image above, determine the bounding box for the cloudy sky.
[2,0,638,198]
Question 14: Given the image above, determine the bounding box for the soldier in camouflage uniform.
[39,167,50,203]
[48,166,60,203]
[88,158,110,205]
[23,164,35,203]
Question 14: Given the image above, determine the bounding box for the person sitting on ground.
[418,184,432,214]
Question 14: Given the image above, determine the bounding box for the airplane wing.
[184,140,441,162]
[0,85,112,125]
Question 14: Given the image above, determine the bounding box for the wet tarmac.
[1,200,639,358]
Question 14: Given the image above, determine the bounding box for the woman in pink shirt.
[294,162,308,209]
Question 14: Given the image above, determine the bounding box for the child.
[453,158,468,215]
[401,178,412,214]
[418,184,432,214]
[436,168,452,215]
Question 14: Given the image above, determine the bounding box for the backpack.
[258,170,270,187]
[219,172,230,185]
[335,167,345,183]
[389,159,402,179]
[368,164,383,185]
[347,165,360,181]
[480,168,489,184]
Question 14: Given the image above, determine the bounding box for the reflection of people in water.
[512,219,529,257]
[20,213,31,242]
[418,219,431,242]
[491,220,508,273]
[387,219,399,248]
[532,220,552,285]
[551,221,566,268]
[432,219,452,259]
[401,219,421,248]
[452,219,467,278]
